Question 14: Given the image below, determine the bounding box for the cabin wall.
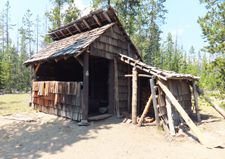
[166,79,192,126]
[32,81,83,121]
[117,61,129,110]
[91,24,138,60]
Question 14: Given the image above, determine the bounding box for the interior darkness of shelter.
[36,56,109,115]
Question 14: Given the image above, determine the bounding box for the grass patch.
[0,94,32,115]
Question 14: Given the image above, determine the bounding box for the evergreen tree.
[22,9,34,58]
[1,43,17,92]
[16,27,30,92]
[197,0,225,54]
[44,0,80,45]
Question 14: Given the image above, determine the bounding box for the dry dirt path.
[0,112,224,159]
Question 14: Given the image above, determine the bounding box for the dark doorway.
[89,56,109,115]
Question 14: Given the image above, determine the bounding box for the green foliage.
[197,0,225,54]
[1,44,17,92]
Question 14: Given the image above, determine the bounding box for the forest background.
[0,0,224,93]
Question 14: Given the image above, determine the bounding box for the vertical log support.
[150,78,160,129]
[81,51,89,125]
[166,95,176,136]
[114,58,120,117]
[108,60,114,114]
[30,64,35,108]
[132,67,138,124]
[193,80,201,122]
[127,65,131,113]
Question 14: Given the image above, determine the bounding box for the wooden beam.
[59,30,66,37]
[132,67,138,124]
[74,24,81,32]
[103,11,112,23]
[128,65,131,113]
[64,54,74,60]
[157,80,211,147]
[165,95,176,136]
[138,94,152,127]
[66,28,73,35]
[93,15,102,26]
[124,74,152,78]
[196,86,225,118]
[83,19,91,30]
[74,48,86,58]
[193,81,201,122]
[55,56,64,62]
[75,56,83,67]
[81,51,89,123]
[205,97,225,118]
[150,78,160,129]
[35,63,41,74]
[54,32,60,39]
[114,58,120,117]
[108,60,114,114]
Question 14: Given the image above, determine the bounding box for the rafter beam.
[103,11,112,23]
[83,20,91,30]
[93,15,102,26]
[66,28,73,35]
[35,63,41,73]
[59,30,66,37]
[54,33,60,39]
[74,24,81,32]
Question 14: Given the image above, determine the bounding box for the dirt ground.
[0,110,225,159]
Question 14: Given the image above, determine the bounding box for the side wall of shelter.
[158,79,192,126]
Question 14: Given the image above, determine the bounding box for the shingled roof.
[24,6,141,65]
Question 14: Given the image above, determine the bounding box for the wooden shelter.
[24,6,202,140]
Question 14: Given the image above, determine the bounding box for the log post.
[132,67,138,124]
[80,51,89,125]
[193,81,201,122]
[165,95,175,136]
[150,78,160,129]
[114,58,120,117]
[128,65,131,113]
[158,80,210,147]
[108,60,114,114]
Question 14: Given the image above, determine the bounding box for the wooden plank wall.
[166,79,192,126]
[32,81,83,121]
[91,24,138,60]
[117,61,128,110]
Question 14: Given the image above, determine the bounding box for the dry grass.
[0,94,32,115]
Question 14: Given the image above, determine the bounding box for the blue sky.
[0,0,207,55]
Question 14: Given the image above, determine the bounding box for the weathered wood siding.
[91,24,138,60]
[158,79,192,126]
[117,61,129,110]
[32,81,83,121]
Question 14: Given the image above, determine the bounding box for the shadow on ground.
[0,115,121,159]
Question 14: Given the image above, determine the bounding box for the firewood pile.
[32,81,83,121]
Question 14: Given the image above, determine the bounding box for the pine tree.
[44,0,80,45]
[197,0,225,54]
[16,27,30,92]
[1,43,17,92]
[22,9,34,58]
